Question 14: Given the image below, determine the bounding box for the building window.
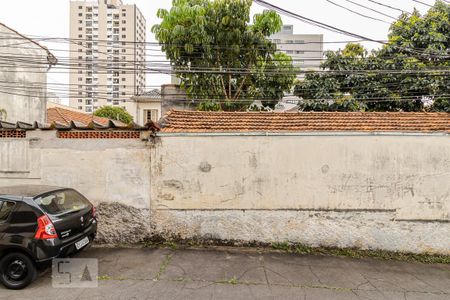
[295,50,304,54]
[78,99,83,103]
[78,13,83,17]
[144,109,159,123]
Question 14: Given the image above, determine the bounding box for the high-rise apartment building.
[69,0,146,113]
[269,25,323,78]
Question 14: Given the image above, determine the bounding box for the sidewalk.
[1,247,449,299]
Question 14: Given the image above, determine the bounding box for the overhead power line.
[0,86,446,104]
[341,0,398,20]
[367,0,412,15]
[413,0,433,8]
[253,0,448,59]
[325,0,391,24]
[254,0,387,43]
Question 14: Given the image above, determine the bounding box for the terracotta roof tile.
[160,110,450,133]
[47,107,111,126]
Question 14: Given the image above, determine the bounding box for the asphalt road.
[1,247,449,299]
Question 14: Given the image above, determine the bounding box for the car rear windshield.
[34,189,90,216]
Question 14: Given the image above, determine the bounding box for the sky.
[0,0,432,105]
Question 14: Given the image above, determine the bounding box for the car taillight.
[35,215,58,240]
[92,206,96,218]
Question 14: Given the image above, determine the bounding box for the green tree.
[295,1,450,112]
[152,0,296,111]
[94,106,133,124]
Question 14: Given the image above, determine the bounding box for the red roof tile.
[47,107,110,126]
[160,110,450,133]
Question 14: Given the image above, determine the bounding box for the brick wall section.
[57,131,141,139]
[0,130,26,138]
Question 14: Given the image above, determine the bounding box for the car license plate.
[75,236,89,250]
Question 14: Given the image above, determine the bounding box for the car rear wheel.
[0,252,37,289]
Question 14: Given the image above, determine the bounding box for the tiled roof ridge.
[161,110,450,133]
[169,110,449,115]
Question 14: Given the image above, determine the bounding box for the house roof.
[131,89,162,102]
[142,89,161,99]
[0,119,158,131]
[0,23,57,66]
[1,105,159,131]
[160,110,450,133]
[47,107,111,126]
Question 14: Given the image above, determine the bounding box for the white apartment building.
[69,0,146,113]
[269,25,323,76]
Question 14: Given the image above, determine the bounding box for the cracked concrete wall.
[1,131,449,253]
[152,210,450,254]
[151,134,450,254]
[152,135,450,221]
[0,131,151,209]
[0,25,48,124]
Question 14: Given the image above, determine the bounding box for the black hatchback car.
[0,185,97,289]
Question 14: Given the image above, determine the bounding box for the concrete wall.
[0,131,151,209]
[161,84,191,116]
[151,133,450,254]
[0,25,49,124]
[1,131,449,254]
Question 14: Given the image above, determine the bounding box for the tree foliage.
[94,106,133,124]
[294,1,450,112]
[152,0,296,110]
